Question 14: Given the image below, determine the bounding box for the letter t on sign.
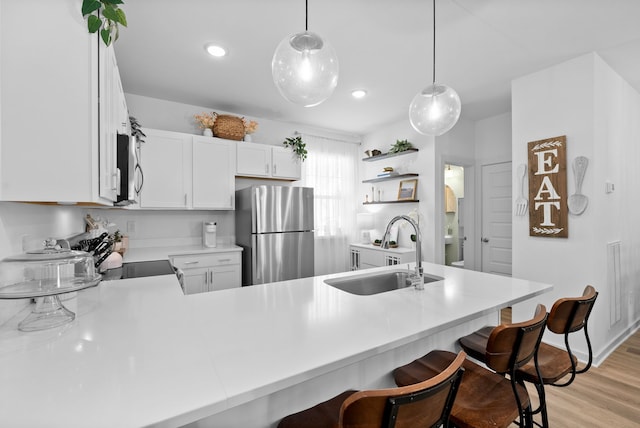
[527,136,568,238]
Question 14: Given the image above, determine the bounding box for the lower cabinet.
[171,251,241,295]
[349,244,416,271]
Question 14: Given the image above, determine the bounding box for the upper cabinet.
[139,129,191,209]
[236,142,301,181]
[192,136,235,209]
[0,2,125,204]
[139,129,236,210]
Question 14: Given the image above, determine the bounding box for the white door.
[271,147,301,180]
[192,137,236,209]
[481,162,512,275]
[140,129,190,208]
[236,142,270,177]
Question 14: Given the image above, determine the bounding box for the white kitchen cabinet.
[192,136,235,209]
[140,130,236,210]
[271,146,302,179]
[236,142,301,180]
[139,129,191,208]
[349,244,416,271]
[172,251,242,295]
[0,1,125,204]
[99,45,129,202]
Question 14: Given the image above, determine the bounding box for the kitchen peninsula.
[0,263,552,428]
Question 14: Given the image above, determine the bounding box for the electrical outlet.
[127,220,136,234]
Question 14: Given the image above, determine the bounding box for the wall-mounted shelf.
[363,173,419,184]
[362,148,418,162]
[363,200,419,205]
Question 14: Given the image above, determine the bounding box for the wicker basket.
[213,114,245,141]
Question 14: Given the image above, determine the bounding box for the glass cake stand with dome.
[0,239,101,331]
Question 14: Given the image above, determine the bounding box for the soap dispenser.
[203,222,217,248]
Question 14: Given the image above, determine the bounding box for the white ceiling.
[114,0,640,135]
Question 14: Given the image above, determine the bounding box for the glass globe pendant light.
[271,0,339,107]
[409,0,461,136]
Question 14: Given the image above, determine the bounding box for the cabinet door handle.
[218,258,231,262]
[184,261,199,265]
[209,271,213,285]
[265,164,269,174]
[273,164,277,175]
[204,271,208,284]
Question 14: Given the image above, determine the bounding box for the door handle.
[481,237,490,243]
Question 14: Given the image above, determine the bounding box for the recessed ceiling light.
[351,89,367,99]
[205,44,227,57]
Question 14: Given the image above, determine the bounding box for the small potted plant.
[283,136,307,161]
[81,0,128,46]
[194,112,216,136]
[243,119,259,142]
[129,116,146,144]
[389,139,413,153]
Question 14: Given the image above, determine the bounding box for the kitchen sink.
[324,269,444,296]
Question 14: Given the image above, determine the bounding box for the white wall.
[470,113,512,271]
[511,53,640,364]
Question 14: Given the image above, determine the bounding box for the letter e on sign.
[527,136,568,237]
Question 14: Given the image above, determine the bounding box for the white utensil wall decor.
[514,163,528,216]
[568,156,589,215]
[527,136,568,238]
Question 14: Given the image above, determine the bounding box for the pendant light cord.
[305,0,308,31]
[432,0,436,85]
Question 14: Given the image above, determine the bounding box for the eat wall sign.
[527,136,568,238]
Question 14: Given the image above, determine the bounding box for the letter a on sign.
[527,136,568,237]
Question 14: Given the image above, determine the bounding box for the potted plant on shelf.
[283,136,307,161]
[81,0,128,46]
[389,139,413,153]
[129,116,146,143]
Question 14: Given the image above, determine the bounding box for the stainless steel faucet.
[381,215,423,280]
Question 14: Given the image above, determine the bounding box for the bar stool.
[517,285,598,427]
[458,286,598,428]
[277,351,466,428]
[393,305,548,428]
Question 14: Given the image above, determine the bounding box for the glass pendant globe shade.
[272,31,339,107]
[409,83,461,136]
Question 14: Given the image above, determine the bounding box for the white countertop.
[0,263,552,427]
[124,244,243,263]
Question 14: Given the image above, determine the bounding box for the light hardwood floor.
[515,329,640,427]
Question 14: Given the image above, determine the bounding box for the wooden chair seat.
[517,342,577,384]
[458,326,493,362]
[278,351,466,428]
[394,350,530,428]
[278,390,357,428]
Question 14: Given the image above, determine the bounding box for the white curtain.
[300,134,359,275]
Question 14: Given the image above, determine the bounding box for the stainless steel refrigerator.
[235,185,314,286]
